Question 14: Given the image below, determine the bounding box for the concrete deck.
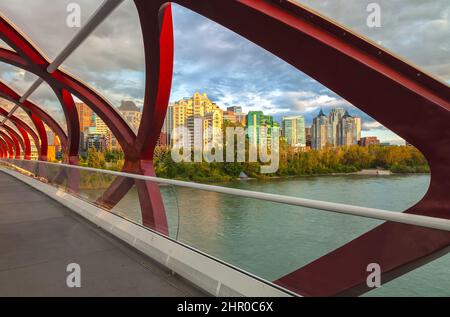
[0,171,206,296]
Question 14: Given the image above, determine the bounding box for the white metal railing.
[1,158,449,232]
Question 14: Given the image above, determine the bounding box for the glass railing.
[0,158,449,297]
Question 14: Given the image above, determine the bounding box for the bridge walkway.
[0,171,206,296]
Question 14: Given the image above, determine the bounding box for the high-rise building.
[339,111,359,146]
[246,111,278,148]
[247,111,263,146]
[161,104,174,145]
[172,92,223,148]
[282,115,306,148]
[328,107,346,146]
[311,109,330,150]
[354,117,362,142]
[75,102,94,132]
[118,100,142,133]
[94,115,109,136]
[305,127,312,148]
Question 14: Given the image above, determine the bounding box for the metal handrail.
[1,158,449,232]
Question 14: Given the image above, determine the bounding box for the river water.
[79,173,449,296]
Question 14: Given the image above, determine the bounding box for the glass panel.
[0,0,103,60]
[0,159,180,238]
[295,0,450,84]
[173,186,381,280]
[0,158,447,296]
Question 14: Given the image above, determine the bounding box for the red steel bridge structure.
[0,0,449,296]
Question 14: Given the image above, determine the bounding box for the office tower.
[305,127,312,147]
[162,104,173,145]
[94,115,109,136]
[247,111,263,146]
[282,115,306,147]
[354,117,362,142]
[75,102,94,131]
[339,111,359,146]
[328,107,346,146]
[246,111,278,148]
[311,109,330,150]
[172,92,223,148]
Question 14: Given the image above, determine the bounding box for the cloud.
[297,0,450,81]
[362,120,386,131]
[0,0,446,146]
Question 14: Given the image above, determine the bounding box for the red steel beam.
[0,12,169,234]
[0,81,68,154]
[2,124,25,158]
[0,129,20,158]
[0,137,7,158]
[0,0,448,296]
[0,134,13,157]
[162,0,450,296]
[0,106,39,158]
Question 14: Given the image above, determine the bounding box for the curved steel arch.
[0,133,13,157]
[0,10,171,234]
[0,137,8,158]
[0,106,39,157]
[0,0,448,296]
[160,0,449,296]
[0,81,68,154]
[1,123,25,158]
[0,129,20,158]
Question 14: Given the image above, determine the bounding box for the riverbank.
[164,168,429,184]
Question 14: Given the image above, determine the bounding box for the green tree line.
[80,143,429,183]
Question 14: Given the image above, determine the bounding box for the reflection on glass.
[0,159,444,296]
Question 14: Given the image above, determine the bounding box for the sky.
[0,0,448,145]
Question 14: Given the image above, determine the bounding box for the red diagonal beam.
[2,124,25,158]
[0,12,168,234]
[0,106,39,158]
[0,133,13,157]
[0,129,20,158]
[0,81,68,153]
[0,137,7,158]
